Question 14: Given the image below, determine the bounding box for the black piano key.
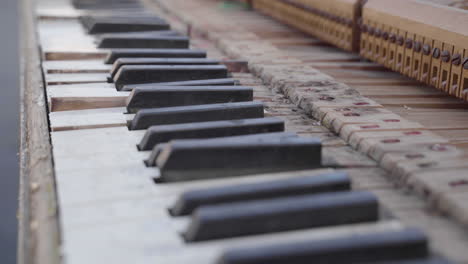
[138,117,285,151]
[153,134,322,182]
[74,1,148,10]
[374,257,454,264]
[126,86,253,113]
[105,49,207,64]
[130,101,264,130]
[110,58,220,79]
[97,30,180,38]
[97,35,190,49]
[147,132,298,167]
[121,78,239,91]
[170,171,350,216]
[114,65,229,90]
[84,17,170,34]
[80,15,166,26]
[184,191,377,242]
[215,228,428,264]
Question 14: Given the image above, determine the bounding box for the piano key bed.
[25,0,468,263]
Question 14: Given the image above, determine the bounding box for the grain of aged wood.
[19,0,61,263]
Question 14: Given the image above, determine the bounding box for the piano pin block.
[252,0,362,52]
[387,27,399,70]
[110,58,220,79]
[412,34,424,80]
[420,39,433,84]
[403,33,415,77]
[184,191,377,242]
[170,171,350,216]
[448,48,464,96]
[82,16,170,34]
[324,14,334,46]
[366,21,376,60]
[330,14,340,48]
[113,65,229,90]
[126,86,253,113]
[104,49,207,64]
[378,25,389,65]
[129,101,265,130]
[430,40,443,88]
[360,20,369,58]
[461,56,468,100]
[372,22,383,63]
[216,228,429,264]
[395,31,407,73]
[363,0,468,101]
[153,133,322,182]
[121,78,239,91]
[340,10,353,51]
[97,34,190,49]
[439,43,454,92]
[138,117,284,151]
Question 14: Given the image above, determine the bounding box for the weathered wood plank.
[19,0,61,263]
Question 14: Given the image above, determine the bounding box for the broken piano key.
[151,133,322,182]
[184,191,378,241]
[138,117,285,150]
[130,101,264,130]
[104,49,207,64]
[170,171,350,216]
[114,65,229,90]
[126,86,253,113]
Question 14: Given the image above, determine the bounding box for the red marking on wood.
[343,112,360,117]
[449,180,468,187]
[361,125,380,129]
[406,153,425,159]
[354,102,370,106]
[404,131,422,136]
[381,139,400,144]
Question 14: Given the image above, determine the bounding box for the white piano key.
[48,83,115,89]
[38,19,98,53]
[63,220,403,264]
[49,107,131,131]
[45,73,109,85]
[43,60,112,73]
[47,86,129,111]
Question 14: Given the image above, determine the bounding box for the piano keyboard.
[24,0,468,263]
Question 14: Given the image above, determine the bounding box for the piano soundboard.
[18,0,468,263]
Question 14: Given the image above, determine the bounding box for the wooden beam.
[18,0,61,263]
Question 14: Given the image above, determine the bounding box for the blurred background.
[0,0,19,263]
